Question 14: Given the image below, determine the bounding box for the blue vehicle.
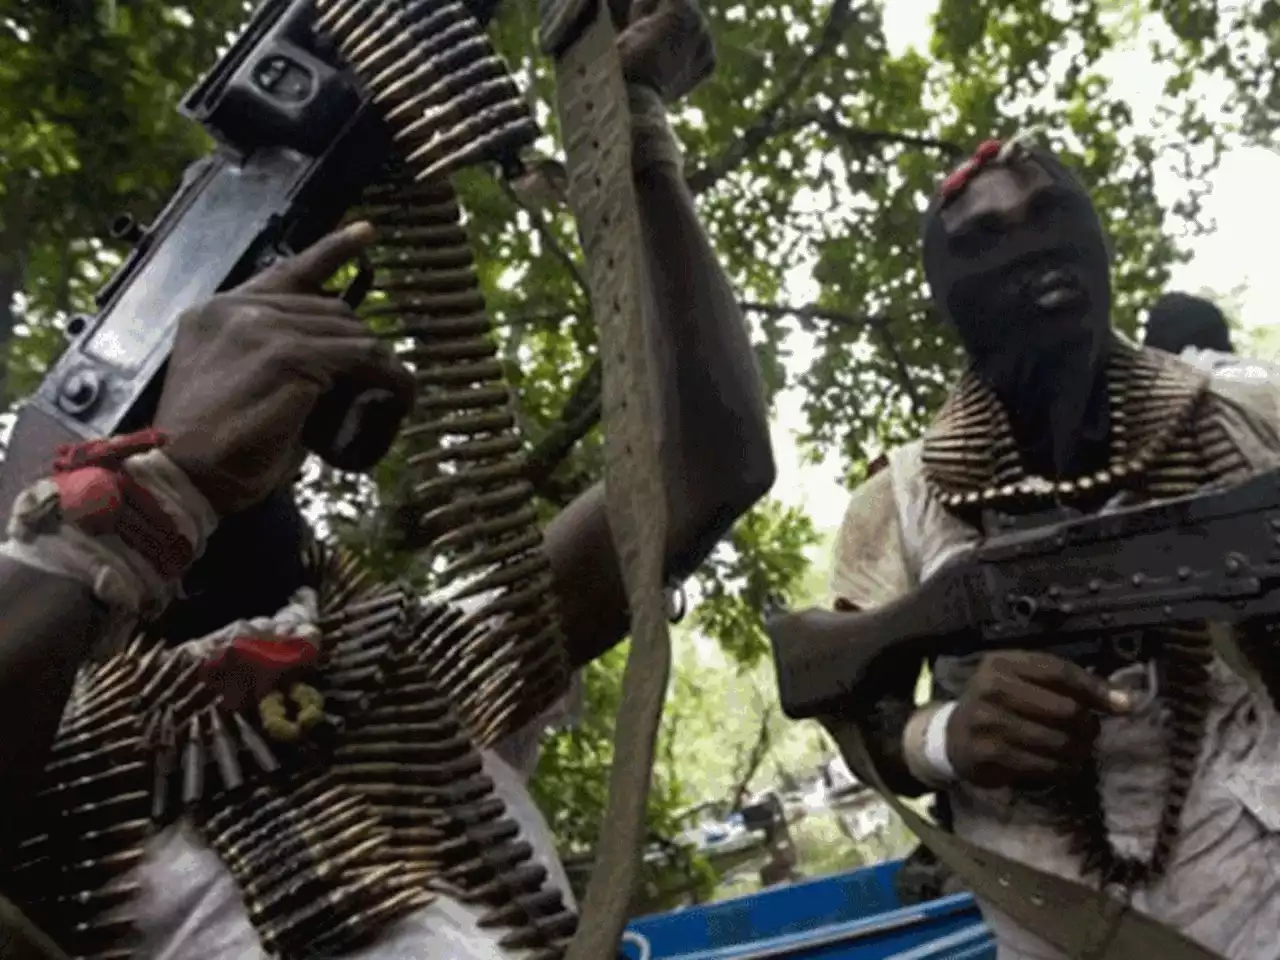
[621,859,994,960]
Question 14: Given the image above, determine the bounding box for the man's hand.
[946,651,1132,789]
[155,223,415,518]
[614,0,715,102]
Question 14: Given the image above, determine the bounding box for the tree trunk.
[0,181,36,403]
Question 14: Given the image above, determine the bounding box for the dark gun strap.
[823,717,1225,960]
[0,895,70,960]
[542,2,674,957]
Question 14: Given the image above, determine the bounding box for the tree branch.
[689,110,964,195]
[741,300,923,416]
[526,358,602,492]
[795,110,964,159]
[498,178,591,306]
[728,699,775,813]
[520,295,934,495]
[686,0,857,194]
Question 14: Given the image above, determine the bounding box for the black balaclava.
[1143,292,1233,355]
[153,489,311,644]
[921,144,1114,481]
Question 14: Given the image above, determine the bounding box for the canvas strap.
[825,717,1224,960]
[542,1,674,955]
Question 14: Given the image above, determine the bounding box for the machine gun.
[768,466,1280,722]
[0,0,535,516]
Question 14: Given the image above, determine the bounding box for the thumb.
[246,221,376,294]
[1044,658,1134,716]
[1103,686,1134,716]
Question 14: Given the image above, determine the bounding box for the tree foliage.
[3,0,1278,881]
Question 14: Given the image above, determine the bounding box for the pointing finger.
[245,222,376,294]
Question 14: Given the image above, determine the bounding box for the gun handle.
[0,404,87,528]
[304,385,410,474]
[302,255,412,473]
[768,572,976,721]
[767,607,903,721]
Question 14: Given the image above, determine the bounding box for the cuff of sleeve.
[902,701,959,789]
[124,449,219,560]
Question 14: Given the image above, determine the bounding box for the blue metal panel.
[623,860,994,960]
[628,861,906,956]
[885,923,996,960]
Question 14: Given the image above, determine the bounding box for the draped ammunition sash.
[922,339,1253,512]
[0,1,592,956]
[314,0,573,749]
[4,542,579,959]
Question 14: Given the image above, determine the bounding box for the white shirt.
[1176,346,1280,424]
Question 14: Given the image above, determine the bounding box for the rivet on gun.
[1163,605,1174,617]
[1270,518,1280,531]
[1088,579,1101,593]
[1225,556,1242,575]
[1100,613,1113,625]
[1048,585,1062,599]
[1178,567,1191,580]
[1011,597,1037,621]
[1131,573,1144,586]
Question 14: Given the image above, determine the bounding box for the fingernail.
[345,221,375,241]
[1108,689,1133,713]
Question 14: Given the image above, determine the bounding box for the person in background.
[1143,290,1280,421]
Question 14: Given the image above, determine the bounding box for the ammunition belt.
[317,0,574,751]
[3,1,588,955]
[1,542,577,960]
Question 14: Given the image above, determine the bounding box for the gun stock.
[768,563,982,721]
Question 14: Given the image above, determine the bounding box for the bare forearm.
[0,559,100,844]
[633,106,774,577]
[547,95,774,667]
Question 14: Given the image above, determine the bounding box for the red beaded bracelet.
[49,429,194,578]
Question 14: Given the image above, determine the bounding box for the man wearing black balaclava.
[819,137,1280,959]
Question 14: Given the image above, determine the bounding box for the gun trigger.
[341,253,375,309]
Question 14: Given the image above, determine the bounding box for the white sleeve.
[829,467,914,611]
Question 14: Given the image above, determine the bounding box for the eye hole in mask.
[945,183,1075,261]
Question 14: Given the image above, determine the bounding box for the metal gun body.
[770,467,1280,720]
[0,0,387,513]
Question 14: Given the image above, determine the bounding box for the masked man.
[0,2,775,957]
[822,138,1280,959]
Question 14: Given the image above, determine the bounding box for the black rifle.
[768,466,1280,721]
[0,0,507,517]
